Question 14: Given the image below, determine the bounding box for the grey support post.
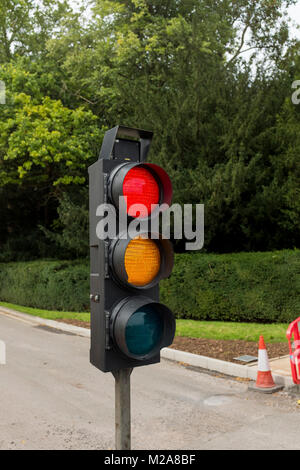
[112,368,133,450]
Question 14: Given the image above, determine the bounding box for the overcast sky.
[288,2,300,38]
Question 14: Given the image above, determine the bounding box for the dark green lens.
[125,305,163,356]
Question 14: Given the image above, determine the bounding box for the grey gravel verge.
[0,306,293,388]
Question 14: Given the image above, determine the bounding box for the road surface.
[0,311,299,450]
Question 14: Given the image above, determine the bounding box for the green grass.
[175,319,288,343]
[0,301,90,323]
[0,301,289,343]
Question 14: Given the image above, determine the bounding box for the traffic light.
[89,126,175,373]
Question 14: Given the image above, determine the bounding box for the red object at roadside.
[286,317,300,385]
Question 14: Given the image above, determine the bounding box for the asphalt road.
[0,311,300,450]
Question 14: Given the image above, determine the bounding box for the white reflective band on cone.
[258,348,270,372]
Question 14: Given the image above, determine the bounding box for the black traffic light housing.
[89,126,175,373]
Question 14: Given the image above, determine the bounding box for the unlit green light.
[125,305,163,356]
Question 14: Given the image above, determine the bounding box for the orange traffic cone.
[249,335,283,393]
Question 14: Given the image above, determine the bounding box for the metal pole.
[112,368,133,450]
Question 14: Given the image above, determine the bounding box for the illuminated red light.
[123,167,160,218]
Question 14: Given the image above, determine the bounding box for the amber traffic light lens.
[124,236,161,287]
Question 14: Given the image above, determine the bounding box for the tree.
[44,0,299,253]
[0,61,103,257]
[0,0,77,62]
[1,0,299,258]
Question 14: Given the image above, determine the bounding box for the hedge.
[160,250,300,323]
[0,250,299,323]
[0,260,89,312]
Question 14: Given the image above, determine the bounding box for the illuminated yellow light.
[125,236,161,287]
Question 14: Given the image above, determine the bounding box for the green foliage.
[0,60,103,259]
[160,250,300,323]
[0,0,78,62]
[44,0,299,253]
[41,188,89,259]
[0,260,90,311]
[274,95,300,245]
[0,91,101,187]
[0,0,299,259]
[0,250,299,323]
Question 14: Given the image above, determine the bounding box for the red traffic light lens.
[123,167,160,218]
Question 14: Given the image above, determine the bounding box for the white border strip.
[0,340,6,365]
[0,306,293,387]
[0,307,90,338]
[161,348,293,387]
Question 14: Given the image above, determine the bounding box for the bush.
[0,250,299,323]
[0,260,89,312]
[160,250,300,323]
